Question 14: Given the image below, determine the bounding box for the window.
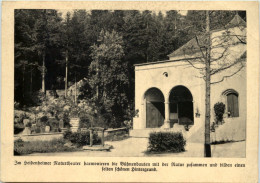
[226,92,239,117]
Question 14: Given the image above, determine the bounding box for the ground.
[28,137,245,157]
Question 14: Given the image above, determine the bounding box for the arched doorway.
[169,86,193,126]
[144,88,165,128]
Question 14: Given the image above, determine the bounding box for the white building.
[131,15,246,143]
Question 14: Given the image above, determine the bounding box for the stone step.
[82,144,112,151]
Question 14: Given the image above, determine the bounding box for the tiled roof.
[168,14,246,58]
[225,14,246,29]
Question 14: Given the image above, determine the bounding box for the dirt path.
[28,138,245,157]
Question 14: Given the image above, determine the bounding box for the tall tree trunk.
[204,10,211,157]
[65,50,68,98]
[174,16,177,35]
[146,49,149,62]
[30,65,33,95]
[42,51,46,94]
[22,64,25,99]
[74,72,77,104]
[42,10,47,95]
[96,68,99,99]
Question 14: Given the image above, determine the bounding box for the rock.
[64,105,70,111]
[70,118,80,132]
[82,144,112,151]
[59,120,64,128]
[23,119,30,126]
[22,127,31,135]
[64,142,75,148]
[61,128,68,133]
[45,126,50,133]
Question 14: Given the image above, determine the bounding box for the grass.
[14,130,130,155]
[14,138,80,155]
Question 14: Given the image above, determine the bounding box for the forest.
[15,10,246,128]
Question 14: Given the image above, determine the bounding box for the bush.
[25,122,32,128]
[14,124,24,134]
[63,131,100,147]
[147,132,186,153]
[14,111,29,134]
[40,116,48,123]
[48,117,60,132]
[78,111,92,129]
[14,138,77,155]
[214,102,226,124]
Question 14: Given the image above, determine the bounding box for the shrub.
[40,116,48,123]
[14,111,29,134]
[48,117,60,132]
[14,124,24,134]
[25,122,32,128]
[147,132,186,153]
[14,138,77,155]
[78,111,92,129]
[63,131,100,147]
[35,127,41,133]
[214,102,226,124]
[31,90,46,106]
[14,111,29,124]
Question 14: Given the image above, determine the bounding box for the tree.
[59,12,73,98]
[63,12,71,98]
[33,10,63,94]
[204,11,211,157]
[15,9,65,106]
[180,11,246,157]
[15,10,43,105]
[89,30,129,127]
[69,10,92,94]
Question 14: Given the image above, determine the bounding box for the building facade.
[131,15,246,143]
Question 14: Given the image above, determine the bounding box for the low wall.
[211,118,246,143]
[15,128,129,142]
[104,128,128,137]
[14,133,63,142]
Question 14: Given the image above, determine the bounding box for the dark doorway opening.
[169,86,193,125]
[145,88,165,128]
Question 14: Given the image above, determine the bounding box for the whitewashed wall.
[133,60,246,142]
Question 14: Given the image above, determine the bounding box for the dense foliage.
[147,132,186,153]
[14,138,77,155]
[214,102,226,124]
[88,30,129,127]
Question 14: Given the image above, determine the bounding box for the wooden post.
[101,129,104,147]
[90,129,93,147]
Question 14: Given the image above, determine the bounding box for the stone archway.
[144,88,165,128]
[169,85,194,126]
